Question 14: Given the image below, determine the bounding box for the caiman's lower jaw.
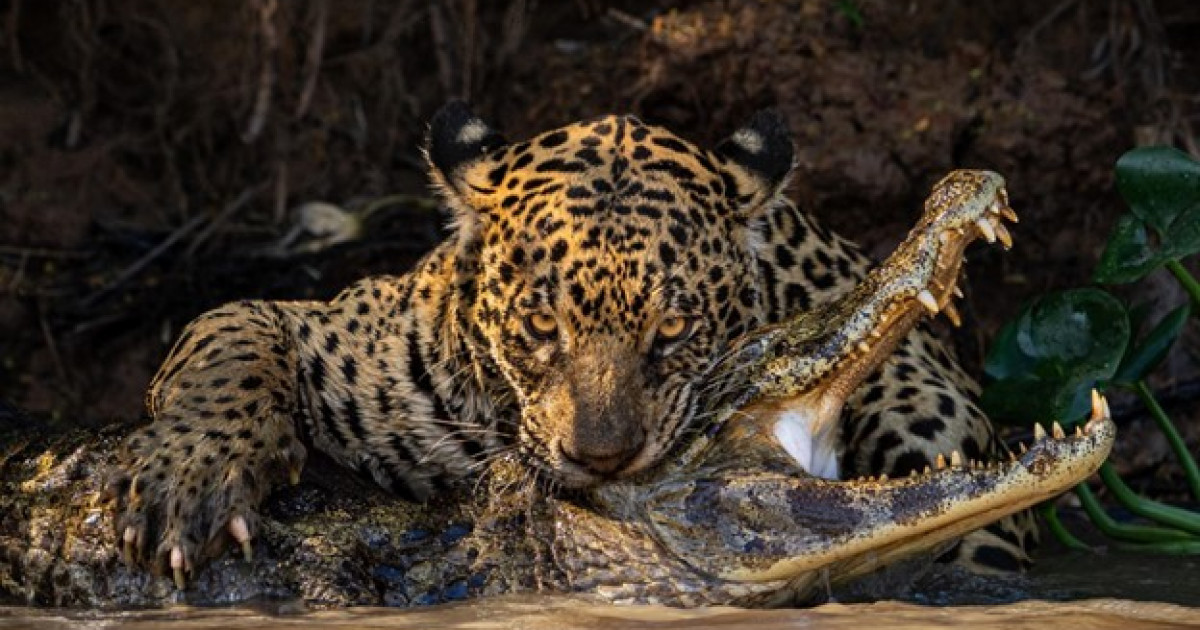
[724,391,1117,584]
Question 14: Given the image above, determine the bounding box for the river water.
[2,550,1198,629]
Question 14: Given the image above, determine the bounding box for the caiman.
[0,171,1115,608]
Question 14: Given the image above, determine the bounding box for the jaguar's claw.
[230,515,253,562]
[122,526,137,567]
[170,546,187,590]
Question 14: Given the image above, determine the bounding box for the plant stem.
[1040,502,1091,550]
[1098,462,1200,536]
[1075,482,1197,543]
[1166,260,1200,307]
[1135,380,1200,502]
[1115,540,1200,554]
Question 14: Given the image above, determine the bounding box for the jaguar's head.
[426,103,795,487]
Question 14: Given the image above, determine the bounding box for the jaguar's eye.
[655,316,696,344]
[524,312,559,341]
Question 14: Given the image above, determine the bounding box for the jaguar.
[108,102,1033,588]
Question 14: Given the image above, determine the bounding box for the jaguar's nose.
[560,432,644,475]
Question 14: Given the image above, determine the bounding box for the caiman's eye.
[655,316,696,345]
[524,312,559,341]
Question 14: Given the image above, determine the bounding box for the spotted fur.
[110,102,1034,576]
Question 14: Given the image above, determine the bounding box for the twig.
[273,160,289,225]
[498,0,529,63]
[1017,0,1080,56]
[295,0,328,119]
[0,245,91,259]
[80,213,207,307]
[38,304,69,386]
[606,8,649,32]
[185,185,266,258]
[428,0,458,97]
[6,0,22,72]
[461,0,477,97]
[4,251,28,295]
[242,0,278,143]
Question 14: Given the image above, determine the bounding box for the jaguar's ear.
[714,110,795,215]
[425,101,508,216]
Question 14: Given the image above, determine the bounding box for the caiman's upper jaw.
[721,170,1018,478]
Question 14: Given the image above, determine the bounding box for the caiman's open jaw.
[591,170,1116,605]
[697,170,1019,481]
[632,393,1114,601]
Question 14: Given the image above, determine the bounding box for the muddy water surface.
[2,551,1198,629]
[3,599,1199,630]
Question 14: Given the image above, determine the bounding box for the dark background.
[2,0,1198,497]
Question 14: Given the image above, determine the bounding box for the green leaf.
[834,0,865,27]
[1114,304,1190,385]
[1098,148,1200,284]
[1094,214,1174,284]
[983,289,1130,426]
[1116,146,1200,234]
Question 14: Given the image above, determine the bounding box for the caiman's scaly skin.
[0,172,1115,608]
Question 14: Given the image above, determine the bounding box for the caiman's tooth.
[995,222,1013,249]
[953,285,964,299]
[858,341,871,354]
[918,289,939,314]
[1009,451,1018,462]
[923,465,932,475]
[878,473,889,482]
[909,469,918,478]
[950,450,963,468]
[1052,421,1065,440]
[1019,442,1029,454]
[935,453,947,470]
[1075,425,1084,437]
[943,301,962,327]
[870,329,883,339]
[1001,206,1019,223]
[1034,422,1047,441]
[976,218,997,243]
[1087,389,1111,431]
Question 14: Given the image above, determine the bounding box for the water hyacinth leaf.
[1113,304,1190,386]
[1097,147,1200,284]
[1094,214,1174,284]
[983,289,1130,425]
[1116,146,1200,234]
